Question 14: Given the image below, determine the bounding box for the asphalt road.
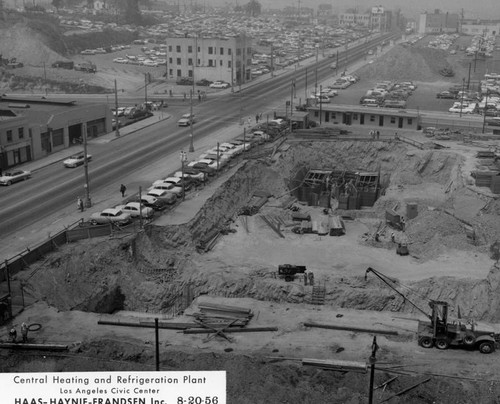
[0,34,392,239]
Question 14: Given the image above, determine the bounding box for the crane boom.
[365,267,431,320]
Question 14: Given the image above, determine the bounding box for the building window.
[247,47,252,54]
[228,60,232,68]
[353,114,358,120]
[188,45,193,53]
[188,70,193,78]
[6,130,12,142]
[177,58,181,65]
[197,46,200,52]
[168,45,172,52]
[220,47,224,55]
[197,59,200,66]
[236,48,241,56]
[169,68,173,76]
[228,48,232,55]
[176,45,181,52]
[18,127,24,139]
[314,111,319,117]
[408,118,413,125]
[208,60,214,67]
[169,57,173,64]
[208,47,213,54]
[370,115,375,122]
[331,113,336,119]
[188,58,193,66]
[390,117,396,123]
[220,60,223,66]
[177,69,181,77]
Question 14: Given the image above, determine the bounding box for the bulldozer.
[365,267,500,354]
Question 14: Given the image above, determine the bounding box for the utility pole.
[270,44,274,78]
[482,91,489,134]
[180,150,187,200]
[138,186,143,228]
[231,52,234,93]
[368,336,378,404]
[459,78,465,118]
[314,44,319,98]
[189,90,194,152]
[114,79,120,137]
[319,85,323,125]
[82,123,91,208]
[144,73,148,104]
[304,67,308,105]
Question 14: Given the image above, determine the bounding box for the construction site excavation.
[5,134,500,403]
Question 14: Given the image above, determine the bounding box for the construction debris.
[0,342,68,351]
[302,358,367,373]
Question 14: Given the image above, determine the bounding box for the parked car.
[113,57,129,64]
[209,81,230,89]
[63,152,92,168]
[176,77,194,85]
[196,79,213,86]
[177,113,195,126]
[0,169,31,186]
[150,178,184,196]
[436,91,456,99]
[174,169,206,183]
[90,208,131,226]
[133,195,169,211]
[146,189,177,204]
[187,161,216,176]
[80,49,96,55]
[115,202,154,219]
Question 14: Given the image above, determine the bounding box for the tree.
[244,0,261,17]
[124,0,141,24]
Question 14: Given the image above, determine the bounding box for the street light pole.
[459,78,465,118]
[314,44,319,98]
[180,150,187,200]
[482,91,489,134]
[189,90,194,152]
[82,123,91,208]
[114,79,120,138]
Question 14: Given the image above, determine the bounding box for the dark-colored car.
[436,91,457,99]
[196,79,213,86]
[133,195,169,211]
[176,77,194,85]
[191,162,216,176]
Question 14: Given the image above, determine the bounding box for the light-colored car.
[0,169,31,185]
[113,57,129,64]
[174,170,205,183]
[209,81,230,89]
[146,188,177,204]
[90,208,131,226]
[63,152,92,168]
[151,178,184,196]
[177,113,195,126]
[142,60,158,67]
[80,49,96,55]
[115,202,154,219]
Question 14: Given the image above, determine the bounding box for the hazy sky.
[217,0,500,20]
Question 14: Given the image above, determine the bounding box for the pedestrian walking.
[394,131,399,140]
[376,130,380,140]
[9,327,17,343]
[77,197,84,212]
[120,184,126,197]
[391,232,395,243]
[255,114,260,123]
[304,272,308,286]
[183,92,186,101]
[21,322,28,343]
[259,112,263,121]
[308,272,315,286]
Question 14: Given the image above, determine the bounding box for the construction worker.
[308,272,314,286]
[21,322,28,343]
[9,327,17,343]
[391,232,395,242]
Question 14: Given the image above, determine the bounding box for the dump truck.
[365,267,500,353]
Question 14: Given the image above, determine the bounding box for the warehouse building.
[0,96,111,170]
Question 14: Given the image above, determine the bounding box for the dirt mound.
[356,45,452,82]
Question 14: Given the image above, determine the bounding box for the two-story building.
[165,33,252,85]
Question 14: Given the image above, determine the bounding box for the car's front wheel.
[7,180,12,186]
[90,219,98,226]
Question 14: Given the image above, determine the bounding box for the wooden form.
[0,342,68,351]
[304,322,399,336]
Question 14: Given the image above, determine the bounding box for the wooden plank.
[302,358,367,373]
[183,327,278,334]
[303,322,399,336]
[0,343,68,351]
[198,303,252,314]
[379,378,431,403]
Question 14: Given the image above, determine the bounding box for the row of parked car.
[87,136,265,226]
[359,80,416,109]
